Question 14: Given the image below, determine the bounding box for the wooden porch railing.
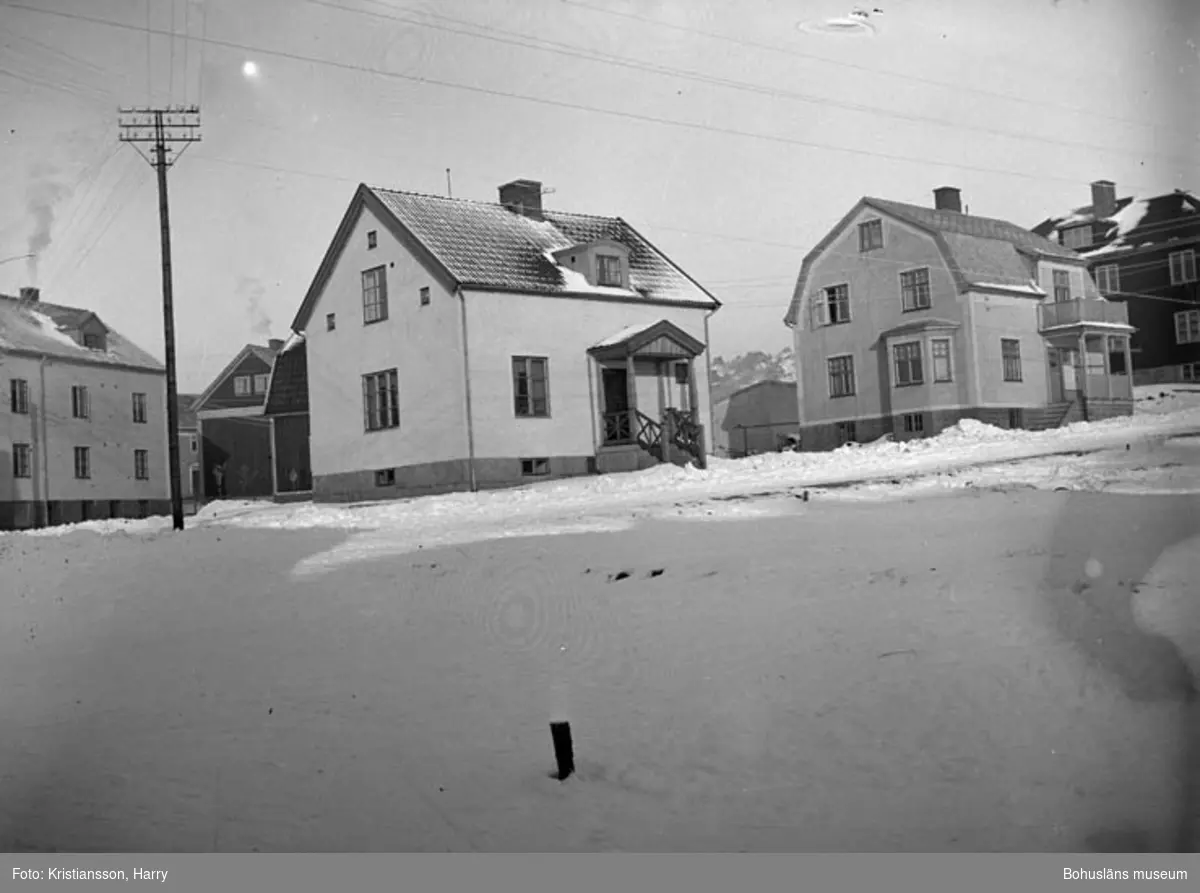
[600,408,706,467]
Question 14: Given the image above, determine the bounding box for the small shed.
[722,379,799,457]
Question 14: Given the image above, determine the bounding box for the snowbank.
[8,402,1200,545]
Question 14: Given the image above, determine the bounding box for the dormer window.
[597,254,623,287]
[82,332,106,351]
[1061,224,1092,250]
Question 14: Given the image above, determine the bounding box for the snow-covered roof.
[593,323,653,349]
[0,293,164,372]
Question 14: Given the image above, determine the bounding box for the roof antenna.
[446,168,453,199]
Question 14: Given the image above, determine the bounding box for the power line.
[1,1,1176,192]
[559,0,1195,142]
[316,0,1198,167]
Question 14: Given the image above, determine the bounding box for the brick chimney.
[19,286,39,303]
[1090,179,1116,218]
[499,179,544,220]
[933,187,962,213]
[268,338,284,351]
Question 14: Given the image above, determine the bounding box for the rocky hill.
[709,347,796,404]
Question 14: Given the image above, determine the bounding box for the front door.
[600,367,630,443]
[1060,348,1079,398]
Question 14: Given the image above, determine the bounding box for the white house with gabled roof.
[283,178,722,502]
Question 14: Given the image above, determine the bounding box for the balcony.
[1038,298,1130,333]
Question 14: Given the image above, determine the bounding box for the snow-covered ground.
[9,387,1200,574]
[3,390,1200,852]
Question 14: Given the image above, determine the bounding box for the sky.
[1,0,1198,393]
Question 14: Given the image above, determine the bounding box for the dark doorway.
[600,367,631,444]
[601,367,629,413]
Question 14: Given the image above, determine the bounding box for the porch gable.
[588,319,705,362]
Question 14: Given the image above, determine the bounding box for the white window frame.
[1094,263,1120,296]
[893,340,924,387]
[596,254,623,288]
[899,267,932,312]
[10,378,29,414]
[253,373,270,394]
[71,385,90,419]
[1001,338,1023,382]
[132,391,148,423]
[858,218,883,252]
[233,375,252,396]
[1170,249,1197,285]
[134,449,149,481]
[826,354,856,398]
[512,356,551,417]
[12,443,31,478]
[73,445,90,479]
[1052,269,1072,303]
[1181,362,1200,382]
[362,265,389,324]
[1061,224,1092,250]
[1176,309,1200,345]
[931,337,953,383]
[362,368,400,432]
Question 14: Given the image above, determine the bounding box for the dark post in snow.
[550,720,575,780]
[118,105,201,531]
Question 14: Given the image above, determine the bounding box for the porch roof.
[589,319,705,361]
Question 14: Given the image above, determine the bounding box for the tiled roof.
[366,188,717,304]
[785,197,1086,327]
[0,293,163,372]
[865,198,1082,261]
[264,336,308,416]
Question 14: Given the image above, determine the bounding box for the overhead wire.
[315,0,1198,167]
[1,1,1184,192]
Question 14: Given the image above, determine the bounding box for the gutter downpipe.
[457,287,478,493]
[39,354,50,527]
[703,307,717,460]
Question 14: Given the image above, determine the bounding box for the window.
[71,385,90,419]
[902,413,925,434]
[835,421,857,445]
[233,375,252,396]
[1108,336,1128,375]
[419,286,431,306]
[931,338,952,382]
[362,266,388,324]
[512,356,550,417]
[12,443,31,478]
[82,332,105,350]
[375,468,396,487]
[253,373,270,394]
[1095,263,1120,295]
[1170,249,1197,285]
[132,392,147,423]
[10,378,29,414]
[827,355,855,398]
[367,230,378,249]
[73,446,90,479]
[1053,270,1071,303]
[362,369,400,431]
[521,458,550,477]
[900,268,931,312]
[190,435,197,453]
[1176,309,1200,345]
[326,312,336,331]
[824,284,851,324]
[1007,409,1022,430]
[1001,338,1023,382]
[597,254,623,287]
[134,449,149,480]
[893,341,923,386]
[858,219,883,252]
[1182,362,1200,382]
[1061,224,1092,250]
[674,362,689,385]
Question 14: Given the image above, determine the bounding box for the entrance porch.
[1039,299,1135,422]
[589,320,708,470]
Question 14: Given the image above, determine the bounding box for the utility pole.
[118,105,201,532]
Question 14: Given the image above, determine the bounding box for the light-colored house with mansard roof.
[783,186,1135,452]
[282,178,721,502]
